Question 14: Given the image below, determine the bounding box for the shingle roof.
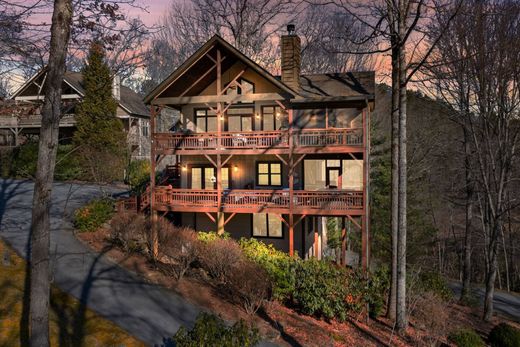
[297,72,375,101]
[64,72,149,117]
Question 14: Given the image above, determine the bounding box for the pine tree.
[74,42,127,182]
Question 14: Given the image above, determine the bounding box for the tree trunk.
[461,126,474,301]
[396,3,408,330]
[387,43,399,321]
[484,235,499,321]
[29,0,72,345]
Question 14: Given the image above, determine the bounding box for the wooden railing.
[152,188,363,212]
[154,128,362,151]
[0,114,76,127]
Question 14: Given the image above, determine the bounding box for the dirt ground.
[78,227,517,347]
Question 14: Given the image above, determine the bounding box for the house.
[144,27,374,267]
[0,69,150,160]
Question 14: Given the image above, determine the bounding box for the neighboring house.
[0,69,150,160]
[143,27,375,265]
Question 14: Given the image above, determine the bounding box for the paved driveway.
[0,179,202,346]
[450,282,520,322]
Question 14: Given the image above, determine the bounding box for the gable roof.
[144,35,297,103]
[296,72,375,102]
[11,69,149,117]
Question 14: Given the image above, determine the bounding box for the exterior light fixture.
[255,113,260,119]
[233,165,238,172]
[182,165,187,171]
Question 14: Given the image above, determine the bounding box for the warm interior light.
[233,165,238,172]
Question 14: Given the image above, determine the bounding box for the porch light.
[233,165,238,172]
[182,165,187,171]
[255,112,260,119]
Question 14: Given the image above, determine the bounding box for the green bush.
[418,271,453,301]
[172,312,260,347]
[126,159,150,194]
[448,328,485,347]
[365,266,390,318]
[5,142,83,180]
[74,198,114,232]
[197,231,230,243]
[292,259,363,321]
[239,238,297,302]
[489,323,520,347]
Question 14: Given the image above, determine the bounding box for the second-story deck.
[146,187,364,216]
[154,127,363,155]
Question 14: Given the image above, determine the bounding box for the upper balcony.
[154,127,363,155]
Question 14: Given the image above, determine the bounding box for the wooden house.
[0,69,150,160]
[144,28,374,266]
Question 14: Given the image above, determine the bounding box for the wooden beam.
[341,217,346,266]
[221,154,234,167]
[293,154,306,169]
[224,212,236,226]
[274,154,288,166]
[204,212,216,223]
[220,68,246,96]
[346,215,361,230]
[180,64,216,97]
[204,154,217,167]
[151,93,287,105]
[294,214,306,227]
[274,214,289,227]
[275,100,287,110]
[15,94,80,101]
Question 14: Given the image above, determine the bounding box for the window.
[226,107,254,132]
[257,162,282,186]
[225,78,254,98]
[195,109,218,132]
[191,167,230,189]
[141,121,149,137]
[253,213,283,238]
[261,106,288,130]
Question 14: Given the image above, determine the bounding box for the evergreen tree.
[74,42,127,182]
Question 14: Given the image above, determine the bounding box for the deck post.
[150,105,158,259]
[341,217,346,266]
[216,48,225,235]
[361,106,370,272]
[288,108,294,256]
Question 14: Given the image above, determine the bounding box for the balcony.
[154,128,363,155]
[152,187,364,216]
[0,114,76,128]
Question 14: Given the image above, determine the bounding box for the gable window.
[191,166,229,190]
[256,162,282,186]
[225,78,255,96]
[195,109,218,132]
[261,106,288,131]
[253,213,283,238]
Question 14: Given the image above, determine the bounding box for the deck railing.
[152,187,363,212]
[154,128,362,151]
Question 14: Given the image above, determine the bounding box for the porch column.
[341,217,346,266]
[288,108,294,256]
[150,105,158,259]
[361,106,370,272]
[216,48,225,235]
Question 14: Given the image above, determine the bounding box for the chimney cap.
[287,24,295,35]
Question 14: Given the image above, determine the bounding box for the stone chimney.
[281,24,301,93]
[112,75,121,100]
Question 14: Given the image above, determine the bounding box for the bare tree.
[29,1,73,345]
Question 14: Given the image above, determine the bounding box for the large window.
[195,109,218,132]
[256,162,282,186]
[191,166,229,190]
[225,78,254,98]
[304,159,363,190]
[253,213,283,238]
[261,106,288,130]
[226,107,254,132]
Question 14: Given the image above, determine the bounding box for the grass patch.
[0,239,144,346]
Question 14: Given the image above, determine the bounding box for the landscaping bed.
[74,207,520,347]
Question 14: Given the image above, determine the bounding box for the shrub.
[126,159,150,194]
[227,259,271,315]
[109,211,147,253]
[239,238,297,302]
[172,312,260,347]
[197,231,230,243]
[292,259,362,321]
[489,323,520,347]
[412,292,450,346]
[417,271,453,301]
[365,266,390,319]
[158,227,201,281]
[74,198,114,232]
[199,238,243,283]
[449,328,485,347]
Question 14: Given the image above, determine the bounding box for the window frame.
[256,161,282,187]
[194,108,218,133]
[251,213,284,239]
[261,105,287,131]
[189,165,231,190]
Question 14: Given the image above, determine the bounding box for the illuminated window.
[257,162,282,186]
[191,167,229,189]
[261,106,287,130]
[253,213,282,238]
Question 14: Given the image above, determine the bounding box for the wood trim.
[151,93,286,105]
